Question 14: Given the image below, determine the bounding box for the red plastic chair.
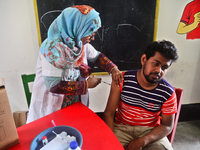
[167,88,184,145]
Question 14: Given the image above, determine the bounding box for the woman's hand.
[87,75,102,88]
[111,67,123,87]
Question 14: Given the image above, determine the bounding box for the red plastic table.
[8,102,124,150]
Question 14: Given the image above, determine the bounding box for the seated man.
[103,40,179,150]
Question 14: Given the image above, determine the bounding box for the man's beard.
[143,65,161,84]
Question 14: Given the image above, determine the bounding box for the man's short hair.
[144,40,178,62]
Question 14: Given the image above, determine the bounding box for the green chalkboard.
[33,0,159,73]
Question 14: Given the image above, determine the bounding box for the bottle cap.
[70,141,78,149]
[42,136,47,140]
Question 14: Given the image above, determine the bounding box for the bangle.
[86,76,90,80]
[109,66,118,75]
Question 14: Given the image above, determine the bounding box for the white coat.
[26,44,100,123]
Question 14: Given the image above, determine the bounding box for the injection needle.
[101,81,111,85]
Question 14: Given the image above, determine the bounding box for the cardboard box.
[0,79,19,150]
[13,111,28,128]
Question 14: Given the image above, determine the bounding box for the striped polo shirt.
[115,70,177,127]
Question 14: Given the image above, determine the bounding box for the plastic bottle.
[42,136,48,146]
[68,141,81,150]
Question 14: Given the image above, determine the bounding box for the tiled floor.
[172,120,200,150]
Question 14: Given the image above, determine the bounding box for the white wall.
[157,0,200,104]
[0,0,39,111]
[0,0,199,113]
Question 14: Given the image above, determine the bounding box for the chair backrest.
[167,87,184,145]
[21,74,35,108]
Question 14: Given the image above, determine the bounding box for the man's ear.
[141,54,147,66]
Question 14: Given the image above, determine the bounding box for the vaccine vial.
[42,136,48,146]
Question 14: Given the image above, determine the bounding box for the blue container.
[30,126,83,150]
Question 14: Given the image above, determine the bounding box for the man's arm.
[103,81,121,131]
[125,113,175,150]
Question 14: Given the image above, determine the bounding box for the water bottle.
[68,141,81,150]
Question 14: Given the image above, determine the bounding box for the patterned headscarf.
[40,5,101,69]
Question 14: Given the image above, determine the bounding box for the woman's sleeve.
[44,76,88,95]
[94,53,117,74]
[85,44,117,74]
[85,43,100,63]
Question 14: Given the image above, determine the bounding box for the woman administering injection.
[27,5,123,123]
